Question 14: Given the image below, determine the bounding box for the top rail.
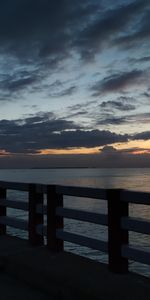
[0,181,149,205]
[0,181,29,191]
[0,181,44,193]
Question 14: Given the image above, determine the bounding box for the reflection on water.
[1,168,149,277]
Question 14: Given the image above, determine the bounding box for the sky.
[0,0,150,168]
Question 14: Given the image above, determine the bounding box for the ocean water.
[0,168,150,191]
[0,168,149,277]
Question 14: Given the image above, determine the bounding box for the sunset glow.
[37,140,150,156]
[132,150,150,155]
[0,150,10,156]
[113,140,150,152]
[38,147,100,155]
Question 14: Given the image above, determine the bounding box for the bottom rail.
[122,245,150,265]
[0,216,28,231]
[56,229,108,252]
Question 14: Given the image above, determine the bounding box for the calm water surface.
[0,168,150,191]
[0,168,149,277]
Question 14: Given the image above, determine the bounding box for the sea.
[0,168,149,277]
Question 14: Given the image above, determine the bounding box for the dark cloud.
[40,79,78,98]
[0,73,37,92]
[133,131,150,141]
[0,1,149,71]
[75,0,149,59]
[100,145,117,154]
[0,0,149,101]
[21,112,55,124]
[65,100,97,119]
[91,69,146,95]
[0,113,81,153]
[0,1,100,100]
[0,69,77,101]
[143,92,150,98]
[95,111,150,126]
[100,100,135,111]
[0,113,129,154]
[130,113,150,124]
[67,100,96,112]
[97,116,127,125]
[66,111,87,118]
[0,0,99,62]
[55,130,128,148]
[128,56,150,64]
[49,86,77,98]
[0,67,40,101]
[114,6,150,49]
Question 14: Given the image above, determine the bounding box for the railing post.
[107,189,128,273]
[47,185,64,251]
[28,184,44,246]
[0,187,6,235]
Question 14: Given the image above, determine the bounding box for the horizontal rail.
[0,216,28,230]
[0,199,28,211]
[0,181,45,193]
[0,181,29,191]
[56,185,107,200]
[121,190,150,205]
[56,229,108,252]
[122,245,150,265]
[56,207,108,226]
[121,217,150,235]
[0,182,149,205]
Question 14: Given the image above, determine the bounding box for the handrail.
[0,181,45,193]
[0,180,29,191]
[0,180,149,203]
[0,181,149,274]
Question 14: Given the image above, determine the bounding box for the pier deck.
[0,235,149,300]
[0,272,51,300]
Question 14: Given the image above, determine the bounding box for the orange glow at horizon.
[0,140,150,156]
[38,139,150,155]
[132,150,150,154]
[113,140,150,152]
[0,150,10,156]
[38,147,100,155]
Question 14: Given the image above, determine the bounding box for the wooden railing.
[0,180,149,274]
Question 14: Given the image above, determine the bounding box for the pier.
[0,181,150,299]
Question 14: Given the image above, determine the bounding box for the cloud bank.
[0,113,149,154]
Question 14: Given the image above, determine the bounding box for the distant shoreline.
[0,167,150,170]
